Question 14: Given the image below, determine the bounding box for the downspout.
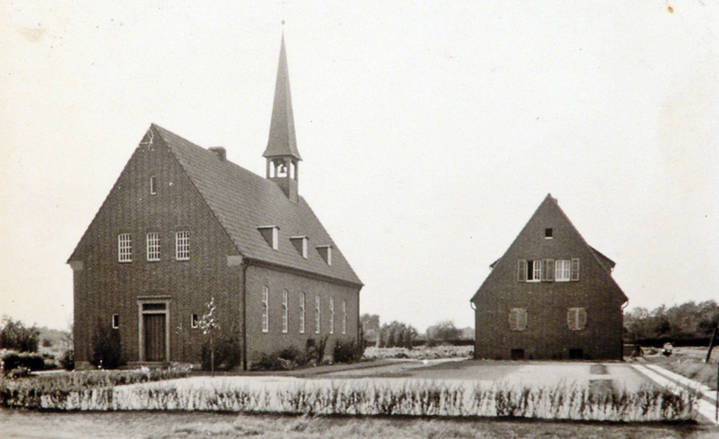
[241,260,250,371]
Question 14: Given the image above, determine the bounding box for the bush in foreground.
[201,334,241,371]
[333,339,365,363]
[2,352,46,373]
[90,322,123,369]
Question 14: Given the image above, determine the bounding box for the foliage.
[2,351,46,373]
[17,377,697,422]
[0,365,191,409]
[90,320,123,369]
[201,334,241,371]
[251,345,308,371]
[198,297,220,373]
[363,345,473,361]
[360,313,380,343]
[316,335,329,363]
[379,321,418,349]
[333,339,365,363]
[1,317,40,352]
[60,349,75,371]
[7,366,32,378]
[426,320,462,345]
[624,300,719,342]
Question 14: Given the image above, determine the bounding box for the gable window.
[314,295,321,334]
[118,233,132,263]
[261,286,269,333]
[508,308,527,331]
[317,245,332,265]
[290,236,309,258]
[112,314,119,329]
[567,307,587,331]
[571,258,580,281]
[150,176,157,195]
[282,290,289,334]
[329,297,335,334]
[190,313,199,329]
[342,300,347,335]
[544,228,553,239]
[555,259,571,281]
[299,292,306,334]
[258,226,280,250]
[175,231,190,261]
[525,260,542,282]
[146,233,160,261]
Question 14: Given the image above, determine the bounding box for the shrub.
[91,321,123,369]
[41,339,52,348]
[2,352,45,373]
[201,334,241,371]
[60,349,74,370]
[7,366,31,378]
[316,335,329,363]
[1,318,39,352]
[333,339,365,363]
[251,345,308,371]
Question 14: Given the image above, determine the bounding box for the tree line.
[623,300,719,344]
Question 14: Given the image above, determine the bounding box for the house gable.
[471,194,627,305]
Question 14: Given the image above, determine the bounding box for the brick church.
[68,36,363,369]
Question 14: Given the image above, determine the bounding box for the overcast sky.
[1,1,717,331]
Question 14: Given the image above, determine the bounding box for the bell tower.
[263,34,302,202]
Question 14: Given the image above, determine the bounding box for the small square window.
[191,313,199,329]
[544,228,553,238]
[112,314,119,329]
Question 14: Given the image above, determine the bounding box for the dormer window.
[290,236,309,258]
[544,228,553,239]
[316,245,332,265]
[257,225,280,250]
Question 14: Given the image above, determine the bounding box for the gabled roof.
[472,194,627,303]
[263,35,301,161]
[151,124,360,285]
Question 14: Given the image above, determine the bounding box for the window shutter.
[571,258,580,281]
[567,308,576,330]
[578,308,587,330]
[543,259,554,282]
[508,309,516,330]
[518,309,527,331]
[517,260,527,282]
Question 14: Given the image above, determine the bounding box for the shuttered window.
[508,308,528,331]
[567,307,587,330]
[517,259,527,282]
[571,258,580,281]
[543,259,554,281]
[555,259,571,281]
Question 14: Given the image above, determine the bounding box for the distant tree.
[0,317,40,352]
[426,320,461,343]
[379,321,417,348]
[624,300,719,342]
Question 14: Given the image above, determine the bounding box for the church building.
[68,36,363,369]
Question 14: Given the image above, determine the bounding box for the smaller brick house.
[471,194,628,360]
[67,36,363,369]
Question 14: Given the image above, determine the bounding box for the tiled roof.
[263,36,301,161]
[153,124,361,286]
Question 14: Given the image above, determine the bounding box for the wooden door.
[144,314,166,361]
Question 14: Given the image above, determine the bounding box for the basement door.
[143,313,166,361]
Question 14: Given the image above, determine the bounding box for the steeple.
[264,34,301,202]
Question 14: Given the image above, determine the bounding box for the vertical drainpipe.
[241,260,250,371]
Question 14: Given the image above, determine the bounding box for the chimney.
[209,146,226,161]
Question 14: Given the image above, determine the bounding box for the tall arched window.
[282,290,289,333]
[261,286,269,333]
[299,292,306,334]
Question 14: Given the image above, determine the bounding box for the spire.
[263,34,302,161]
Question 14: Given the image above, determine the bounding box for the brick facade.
[471,195,627,360]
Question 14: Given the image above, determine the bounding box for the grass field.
[644,347,718,390]
[1,409,717,439]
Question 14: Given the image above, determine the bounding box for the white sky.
[1,1,717,331]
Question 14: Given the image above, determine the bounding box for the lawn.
[643,347,718,390]
[1,409,717,439]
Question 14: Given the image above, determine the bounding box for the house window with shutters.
[282,290,289,333]
[261,286,269,333]
[518,260,542,282]
[508,308,528,331]
[329,297,335,334]
[314,296,321,334]
[555,259,572,281]
[567,307,587,331]
[146,233,160,261]
[118,233,132,262]
[299,292,306,334]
